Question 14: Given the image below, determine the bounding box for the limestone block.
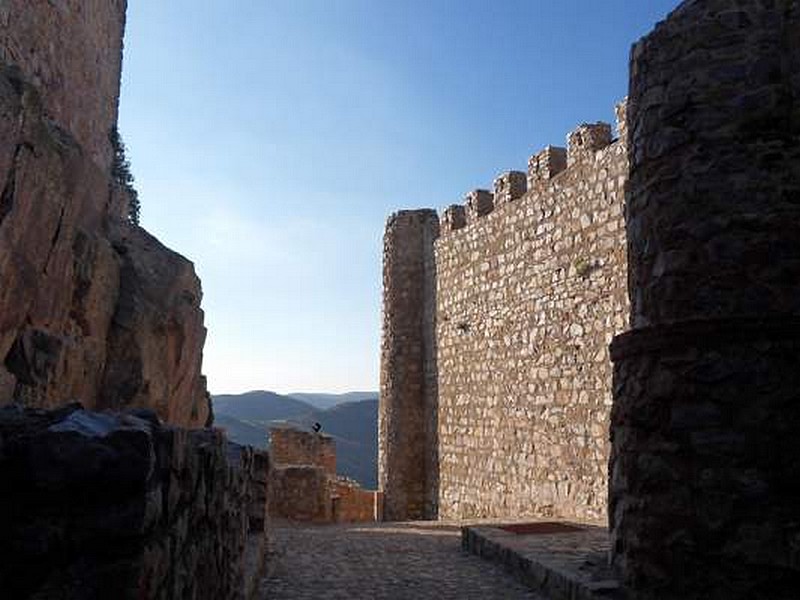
[465,189,494,221]
[493,171,527,207]
[442,204,467,232]
[527,146,567,188]
[567,122,612,165]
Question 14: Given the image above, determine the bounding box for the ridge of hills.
[288,391,379,410]
[212,390,378,488]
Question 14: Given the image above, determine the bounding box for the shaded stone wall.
[270,465,331,523]
[610,1,800,598]
[0,0,127,170]
[379,210,440,521]
[0,404,270,600]
[433,110,628,521]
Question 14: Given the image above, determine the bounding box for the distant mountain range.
[287,391,378,410]
[211,390,378,488]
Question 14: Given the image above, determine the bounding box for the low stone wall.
[270,465,331,523]
[269,427,381,524]
[0,404,269,600]
[270,426,336,477]
[332,480,382,523]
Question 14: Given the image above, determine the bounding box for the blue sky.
[119,0,678,395]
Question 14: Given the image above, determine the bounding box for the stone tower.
[609,1,800,598]
[379,209,439,521]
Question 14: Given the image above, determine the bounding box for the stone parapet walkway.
[463,523,621,600]
[259,520,548,599]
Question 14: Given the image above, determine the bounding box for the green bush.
[109,127,140,225]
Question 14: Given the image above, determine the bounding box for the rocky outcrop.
[99,224,209,427]
[0,0,127,170]
[0,1,210,427]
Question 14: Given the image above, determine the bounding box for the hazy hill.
[288,391,378,410]
[211,391,378,488]
[213,413,269,449]
[212,390,315,423]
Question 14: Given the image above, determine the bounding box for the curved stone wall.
[625,0,800,329]
[610,1,800,597]
[379,209,439,520]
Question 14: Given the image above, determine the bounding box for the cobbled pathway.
[259,521,547,599]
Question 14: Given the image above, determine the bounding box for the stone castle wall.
[270,465,332,523]
[270,426,336,476]
[270,426,381,524]
[379,210,440,520]
[380,107,629,522]
[434,110,629,521]
[0,0,127,170]
[610,1,800,597]
[333,479,383,523]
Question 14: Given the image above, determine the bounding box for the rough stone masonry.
[381,1,800,598]
[380,108,629,523]
[0,404,270,599]
[609,0,800,598]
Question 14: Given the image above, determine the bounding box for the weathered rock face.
[99,224,209,427]
[0,0,127,170]
[0,1,209,427]
[0,404,269,599]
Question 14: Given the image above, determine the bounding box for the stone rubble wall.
[270,465,332,523]
[609,1,800,598]
[433,108,629,522]
[270,426,381,523]
[379,210,440,521]
[0,404,270,600]
[269,426,336,477]
[332,479,382,523]
[0,0,127,171]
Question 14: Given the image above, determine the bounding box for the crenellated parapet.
[493,171,527,208]
[528,146,567,189]
[465,189,494,221]
[438,102,622,238]
[441,204,466,232]
[381,98,630,524]
[567,122,613,166]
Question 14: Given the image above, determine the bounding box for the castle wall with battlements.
[435,108,629,521]
[381,104,630,522]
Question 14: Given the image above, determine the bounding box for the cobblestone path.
[259,521,547,599]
